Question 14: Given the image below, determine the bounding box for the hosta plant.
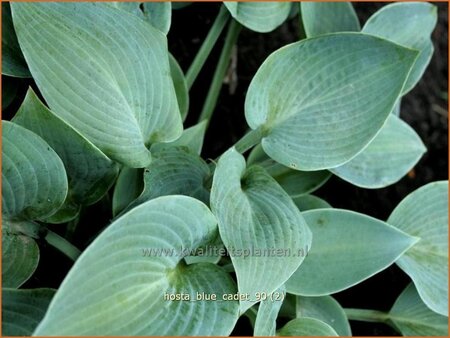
[1,1,448,337]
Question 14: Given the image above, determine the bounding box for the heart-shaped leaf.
[301,2,360,37]
[286,209,418,296]
[293,195,331,211]
[388,181,448,316]
[34,195,239,335]
[278,318,338,336]
[2,288,56,336]
[1,3,30,78]
[363,2,437,94]
[245,33,418,171]
[110,1,173,48]
[331,114,426,188]
[295,295,351,336]
[2,220,39,288]
[211,148,312,313]
[143,2,172,35]
[2,121,68,221]
[13,88,119,222]
[248,145,331,197]
[389,283,448,336]
[224,2,291,33]
[124,146,211,215]
[11,2,182,167]
[254,286,285,336]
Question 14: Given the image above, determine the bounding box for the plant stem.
[234,127,264,154]
[198,19,242,124]
[45,229,81,261]
[185,5,230,90]
[344,308,389,323]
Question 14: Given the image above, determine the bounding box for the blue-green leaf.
[13,88,119,222]
[169,54,190,122]
[2,288,56,336]
[158,120,207,155]
[301,2,360,37]
[211,148,312,313]
[112,168,144,217]
[266,165,330,198]
[254,286,285,336]
[107,2,143,17]
[296,295,352,336]
[286,209,418,296]
[389,283,448,336]
[2,121,68,221]
[278,317,338,336]
[293,195,331,211]
[388,181,448,316]
[247,145,331,197]
[184,238,223,265]
[143,2,172,35]
[363,2,437,94]
[2,220,39,288]
[224,2,291,33]
[247,143,270,165]
[289,3,300,19]
[125,146,211,214]
[1,3,30,77]
[33,196,239,335]
[331,114,426,188]
[392,100,401,116]
[245,33,418,171]
[11,2,182,167]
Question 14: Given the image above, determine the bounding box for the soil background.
[5,2,447,337]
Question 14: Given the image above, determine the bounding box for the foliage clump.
[1,1,447,337]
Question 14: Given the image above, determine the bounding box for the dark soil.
[8,2,448,337]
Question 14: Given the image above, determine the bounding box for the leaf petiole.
[198,18,242,124]
[344,308,389,323]
[185,5,230,89]
[233,127,264,154]
[45,229,81,261]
